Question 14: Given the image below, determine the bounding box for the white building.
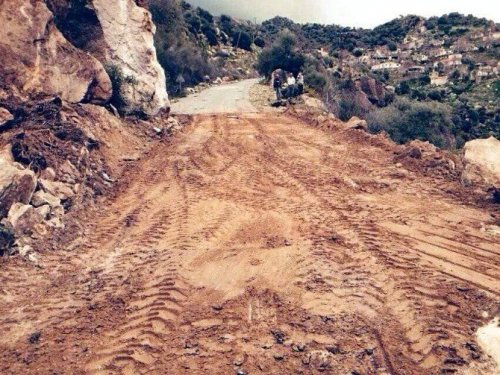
[371,62,401,71]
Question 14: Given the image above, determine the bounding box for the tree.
[256,30,305,78]
[232,29,252,51]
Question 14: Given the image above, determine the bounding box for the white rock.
[0,107,14,126]
[2,203,44,236]
[31,190,61,208]
[0,148,37,218]
[88,0,170,116]
[38,179,75,200]
[462,137,500,187]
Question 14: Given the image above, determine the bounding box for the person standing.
[273,72,282,100]
[297,72,304,95]
[287,73,296,98]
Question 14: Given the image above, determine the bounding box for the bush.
[105,65,132,111]
[254,36,266,48]
[305,71,328,93]
[232,29,252,51]
[367,98,455,148]
[256,30,305,78]
[157,46,215,96]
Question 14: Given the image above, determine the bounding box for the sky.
[186,0,500,28]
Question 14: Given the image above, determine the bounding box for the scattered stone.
[346,116,368,131]
[31,191,61,209]
[233,356,245,366]
[0,150,37,218]
[0,107,14,126]
[28,331,41,344]
[325,345,342,354]
[284,239,292,246]
[273,353,284,361]
[271,329,286,344]
[2,203,44,236]
[304,350,333,370]
[212,304,223,311]
[292,342,306,352]
[101,173,113,183]
[40,167,56,181]
[39,179,75,200]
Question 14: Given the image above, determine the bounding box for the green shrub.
[367,98,455,148]
[232,29,252,51]
[254,36,266,48]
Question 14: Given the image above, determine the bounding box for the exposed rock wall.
[0,0,112,104]
[90,0,170,116]
[47,0,170,116]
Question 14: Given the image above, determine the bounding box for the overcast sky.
[186,0,500,28]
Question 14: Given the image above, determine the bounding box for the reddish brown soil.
[0,113,499,374]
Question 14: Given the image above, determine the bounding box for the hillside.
[257,13,500,148]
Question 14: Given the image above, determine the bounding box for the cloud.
[186,0,500,28]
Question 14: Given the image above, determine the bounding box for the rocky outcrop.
[0,0,112,104]
[462,137,500,187]
[48,0,170,116]
[0,148,37,219]
[0,107,14,126]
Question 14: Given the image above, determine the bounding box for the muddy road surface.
[0,111,499,374]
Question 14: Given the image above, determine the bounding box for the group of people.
[272,70,304,101]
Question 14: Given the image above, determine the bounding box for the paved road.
[170,78,259,114]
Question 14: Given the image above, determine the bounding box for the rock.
[214,77,223,85]
[31,190,61,208]
[58,160,80,184]
[0,149,37,218]
[304,350,333,370]
[0,107,14,126]
[38,179,75,201]
[51,0,170,116]
[216,49,231,58]
[19,244,34,257]
[303,95,328,112]
[0,0,112,104]
[40,167,57,181]
[273,353,284,361]
[35,205,51,220]
[233,356,245,366]
[462,137,500,187]
[346,116,368,131]
[292,343,306,352]
[186,88,196,95]
[2,203,44,236]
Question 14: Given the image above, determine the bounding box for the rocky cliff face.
[0,0,112,104]
[47,0,170,116]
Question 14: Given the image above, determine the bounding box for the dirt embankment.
[0,110,498,374]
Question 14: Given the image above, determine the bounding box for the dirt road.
[171,79,259,115]
[0,103,499,373]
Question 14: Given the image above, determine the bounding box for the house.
[407,66,426,73]
[412,53,429,63]
[442,54,463,67]
[371,62,401,71]
[430,72,448,86]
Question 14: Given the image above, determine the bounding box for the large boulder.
[0,148,37,219]
[462,137,500,187]
[0,0,112,104]
[48,0,170,116]
[2,203,44,237]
